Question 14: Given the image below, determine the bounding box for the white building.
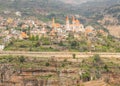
[0,45,5,51]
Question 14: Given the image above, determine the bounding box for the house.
[0,45,5,51]
[19,32,29,40]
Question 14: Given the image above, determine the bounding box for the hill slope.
[0,0,72,16]
[0,0,119,38]
[98,4,120,38]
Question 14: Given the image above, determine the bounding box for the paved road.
[0,51,120,58]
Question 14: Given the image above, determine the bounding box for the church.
[51,16,85,33]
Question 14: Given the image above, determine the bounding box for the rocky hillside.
[104,4,120,25]
[77,2,120,38]
[0,0,73,18]
[98,4,120,38]
[0,0,70,12]
[0,55,120,86]
[75,0,120,16]
[0,0,119,17]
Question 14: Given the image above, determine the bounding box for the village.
[0,15,109,51]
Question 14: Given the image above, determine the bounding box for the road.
[0,51,120,58]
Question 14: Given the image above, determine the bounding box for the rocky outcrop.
[0,64,80,86]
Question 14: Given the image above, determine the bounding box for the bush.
[70,41,79,49]
[18,56,25,63]
[6,56,14,62]
[40,37,51,45]
[59,41,64,46]
[104,64,109,72]
[93,54,101,63]
[62,63,65,67]
[81,72,91,82]
[72,54,76,59]
[45,62,50,67]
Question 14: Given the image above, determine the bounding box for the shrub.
[45,62,50,67]
[62,63,65,67]
[18,56,25,63]
[104,64,109,72]
[70,41,79,49]
[7,56,14,62]
[59,41,64,46]
[93,54,101,63]
[81,72,91,82]
[64,59,67,62]
[72,54,76,59]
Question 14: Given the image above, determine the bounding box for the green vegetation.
[4,38,59,51]
[79,54,113,81]
[81,71,90,81]
[37,75,52,80]
[72,54,76,59]
[45,62,50,67]
[4,33,120,52]
[18,56,25,63]
[0,55,120,85]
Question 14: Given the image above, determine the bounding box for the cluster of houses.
[0,16,108,50]
[49,16,108,40]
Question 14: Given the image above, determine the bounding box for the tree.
[30,35,35,41]
[35,35,39,41]
[70,40,79,49]
[72,54,76,59]
[59,41,64,46]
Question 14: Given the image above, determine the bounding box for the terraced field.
[0,51,120,86]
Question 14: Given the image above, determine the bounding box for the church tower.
[72,16,76,32]
[66,16,70,31]
[52,17,55,28]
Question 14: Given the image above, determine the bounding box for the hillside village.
[0,0,120,86]
[0,0,119,52]
[0,15,111,51]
